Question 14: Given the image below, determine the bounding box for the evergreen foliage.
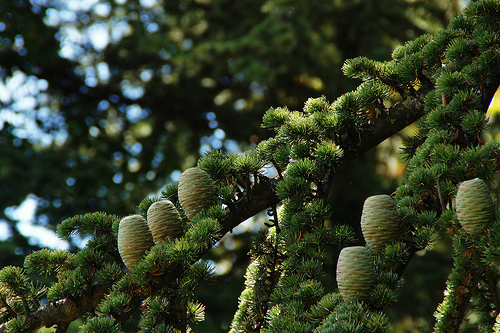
[1,0,500,332]
[1,0,460,272]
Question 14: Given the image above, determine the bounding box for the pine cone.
[147,199,184,244]
[118,214,155,270]
[178,167,215,221]
[336,246,376,301]
[360,194,400,253]
[456,178,494,236]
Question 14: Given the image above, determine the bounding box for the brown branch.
[0,88,434,333]
[0,284,109,333]
[339,88,428,165]
[220,178,280,235]
[451,282,475,333]
[433,248,480,333]
[114,94,435,325]
[180,300,187,333]
[0,299,16,318]
[256,205,281,333]
[118,177,282,326]
[450,268,479,333]
[20,296,31,315]
[324,88,429,196]
[436,179,446,213]
[55,323,69,333]
[10,71,494,332]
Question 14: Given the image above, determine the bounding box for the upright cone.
[336,246,376,301]
[178,167,214,221]
[456,178,494,236]
[118,214,155,269]
[147,199,184,244]
[361,194,400,253]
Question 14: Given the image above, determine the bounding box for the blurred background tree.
[0,0,472,331]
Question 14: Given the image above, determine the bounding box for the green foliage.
[305,292,343,323]
[47,269,89,301]
[96,291,132,318]
[329,224,358,249]
[56,212,120,241]
[197,150,237,182]
[0,267,30,297]
[381,243,411,268]
[262,107,292,130]
[314,301,390,333]
[313,140,344,167]
[342,57,382,81]
[95,262,123,287]
[0,0,465,283]
[230,229,279,333]
[2,1,500,332]
[3,315,29,333]
[233,151,263,176]
[138,297,176,333]
[80,316,121,333]
[276,177,311,203]
[138,197,161,218]
[24,249,75,276]
[185,217,222,253]
[0,266,46,326]
[160,184,179,203]
[303,96,331,114]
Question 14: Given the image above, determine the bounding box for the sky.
[0,0,150,249]
[2,195,71,249]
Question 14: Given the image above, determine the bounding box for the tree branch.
[116,177,282,327]
[8,76,495,333]
[325,88,428,197]
[340,89,428,165]
[0,284,109,333]
[0,87,436,333]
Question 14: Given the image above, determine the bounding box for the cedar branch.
[3,75,498,332]
[0,86,431,333]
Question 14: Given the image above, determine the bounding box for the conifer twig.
[4,73,497,333]
[180,300,187,333]
[0,86,435,333]
[339,88,428,165]
[485,269,500,313]
[20,296,30,315]
[0,299,16,318]
[272,204,280,234]
[0,283,109,333]
[255,204,281,333]
[436,179,446,213]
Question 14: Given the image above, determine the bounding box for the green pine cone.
[118,214,155,270]
[361,195,400,253]
[456,178,494,236]
[178,167,215,221]
[336,246,376,301]
[147,199,184,244]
